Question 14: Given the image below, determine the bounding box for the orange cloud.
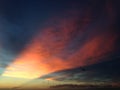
[68,31,117,67]
[2,4,118,79]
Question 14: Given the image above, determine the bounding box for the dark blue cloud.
[39,56,120,83]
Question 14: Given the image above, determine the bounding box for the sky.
[0,0,120,89]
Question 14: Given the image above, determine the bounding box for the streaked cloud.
[40,56,120,83]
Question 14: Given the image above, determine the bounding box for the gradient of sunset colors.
[0,0,120,89]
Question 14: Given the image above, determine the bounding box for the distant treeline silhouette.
[50,84,120,89]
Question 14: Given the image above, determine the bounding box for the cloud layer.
[2,0,120,80]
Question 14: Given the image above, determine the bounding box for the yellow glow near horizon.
[0,76,30,88]
[1,36,69,79]
[1,35,74,79]
[1,38,49,79]
[2,54,49,79]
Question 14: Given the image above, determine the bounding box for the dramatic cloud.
[2,0,120,80]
